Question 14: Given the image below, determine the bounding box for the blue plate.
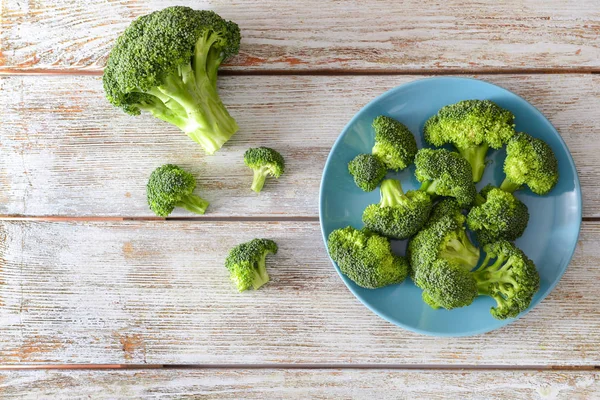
[319,77,582,337]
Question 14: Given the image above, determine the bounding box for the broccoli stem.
[251,167,269,193]
[252,254,271,290]
[457,144,489,183]
[380,179,408,208]
[419,180,439,198]
[175,194,209,215]
[440,232,480,269]
[500,178,521,193]
[473,254,518,294]
[143,60,238,155]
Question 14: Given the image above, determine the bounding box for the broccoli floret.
[408,199,480,277]
[362,179,432,239]
[327,226,409,289]
[243,147,285,193]
[225,239,278,292]
[414,148,477,207]
[472,240,540,319]
[147,164,209,217]
[348,154,387,192]
[103,7,241,154]
[467,186,529,245]
[372,116,418,171]
[424,100,515,182]
[415,259,478,310]
[500,132,559,195]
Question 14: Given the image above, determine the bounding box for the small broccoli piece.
[500,132,559,195]
[472,240,540,319]
[362,179,432,239]
[225,239,278,292]
[147,164,209,217]
[424,100,515,182]
[348,154,387,192]
[414,148,477,207]
[467,186,529,245]
[244,147,285,193]
[372,116,418,171]
[415,259,478,310]
[327,226,409,289]
[408,199,480,277]
[103,7,241,154]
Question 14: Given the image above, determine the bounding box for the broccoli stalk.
[141,62,238,154]
[499,179,522,193]
[440,231,481,269]
[379,179,407,207]
[103,7,241,155]
[175,193,210,215]
[457,143,489,183]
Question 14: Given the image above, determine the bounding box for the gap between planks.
[0,216,595,222]
[1,68,600,77]
[0,364,597,371]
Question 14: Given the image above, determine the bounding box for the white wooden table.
[1,1,599,398]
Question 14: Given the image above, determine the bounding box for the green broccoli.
[500,132,559,195]
[424,100,515,182]
[243,147,285,193]
[416,259,478,310]
[467,185,529,245]
[372,116,418,171]
[408,199,480,277]
[472,240,540,319]
[225,239,278,292]
[362,179,432,239]
[147,164,209,217]
[414,148,477,207]
[327,226,409,289]
[348,154,387,192]
[103,7,241,155]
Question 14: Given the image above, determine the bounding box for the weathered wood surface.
[0,220,597,365]
[1,0,599,73]
[0,369,598,399]
[1,74,597,217]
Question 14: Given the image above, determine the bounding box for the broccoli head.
[225,239,278,292]
[372,116,418,171]
[416,259,478,310]
[423,100,515,182]
[500,132,559,195]
[467,186,529,245]
[103,7,241,154]
[147,164,209,217]
[244,147,285,193]
[414,148,477,207]
[408,199,480,280]
[348,154,387,192]
[327,226,409,289]
[473,240,540,319]
[362,179,432,239]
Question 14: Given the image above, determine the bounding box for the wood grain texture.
[1,0,600,72]
[0,220,598,365]
[0,369,598,399]
[0,74,597,217]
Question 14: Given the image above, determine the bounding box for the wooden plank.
[0,220,598,365]
[1,0,599,73]
[0,369,598,399]
[0,74,597,217]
